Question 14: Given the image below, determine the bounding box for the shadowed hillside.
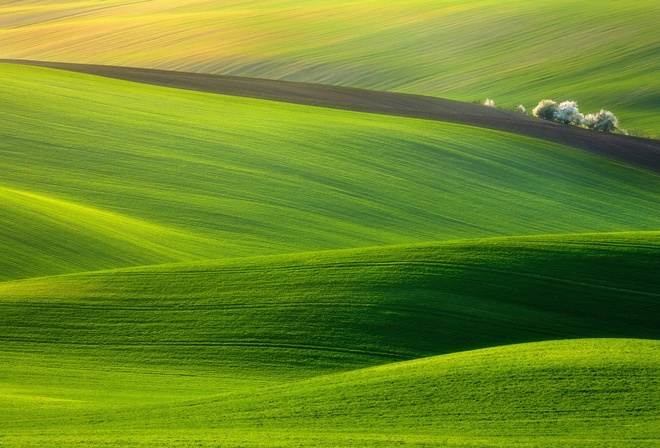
[2,232,658,381]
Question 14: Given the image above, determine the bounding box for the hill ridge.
[3,59,660,174]
[2,231,658,377]
[2,229,658,286]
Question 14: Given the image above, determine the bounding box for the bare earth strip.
[4,59,660,174]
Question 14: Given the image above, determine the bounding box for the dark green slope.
[2,232,658,382]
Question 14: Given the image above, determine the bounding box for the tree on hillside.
[529,97,624,134]
[533,100,557,121]
[582,110,620,133]
[554,101,583,125]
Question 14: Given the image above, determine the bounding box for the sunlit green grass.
[2,338,658,447]
[0,186,227,281]
[2,63,660,280]
[1,0,658,134]
[156,338,660,447]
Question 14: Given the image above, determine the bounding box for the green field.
[1,63,659,446]
[3,339,658,447]
[2,63,660,280]
[1,0,658,135]
[2,234,659,446]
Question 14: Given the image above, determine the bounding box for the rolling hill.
[2,231,659,375]
[1,62,660,281]
[5,59,660,173]
[2,234,659,446]
[134,338,658,447]
[1,62,659,446]
[0,0,658,135]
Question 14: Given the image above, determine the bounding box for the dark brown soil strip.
[4,59,660,174]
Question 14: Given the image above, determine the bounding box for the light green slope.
[0,186,231,281]
[2,63,660,280]
[1,0,658,134]
[148,339,660,447]
[3,339,658,447]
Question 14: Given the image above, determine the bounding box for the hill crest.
[4,59,660,173]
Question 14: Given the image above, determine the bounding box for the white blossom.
[554,101,583,125]
[582,110,619,132]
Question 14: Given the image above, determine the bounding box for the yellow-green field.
[1,0,658,134]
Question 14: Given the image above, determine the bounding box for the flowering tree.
[484,98,496,107]
[554,101,583,125]
[532,100,557,120]
[506,96,623,134]
[582,110,620,132]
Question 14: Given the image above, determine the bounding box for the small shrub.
[514,104,526,114]
[582,109,619,133]
[554,101,583,125]
[533,99,557,121]
[483,98,496,107]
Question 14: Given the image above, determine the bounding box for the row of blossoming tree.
[484,99,625,134]
[532,100,624,133]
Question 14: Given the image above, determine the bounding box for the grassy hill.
[2,230,659,370]
[2,232,659,446]
[1,0,658,135]
[3,337,658,446]
[1,63,659,446]
[2,229,659,373]
[147,338,660,447]
[2,63,660,281]
[0,185,228,280]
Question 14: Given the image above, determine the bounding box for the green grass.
[1,0,658,134]
[2,339,658,446]
[1,233,659,445]
[1,64,659,446]
[2,231,659,374]
[2,63,660,280]
[0,186,226,281]
[151,338,660,446]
